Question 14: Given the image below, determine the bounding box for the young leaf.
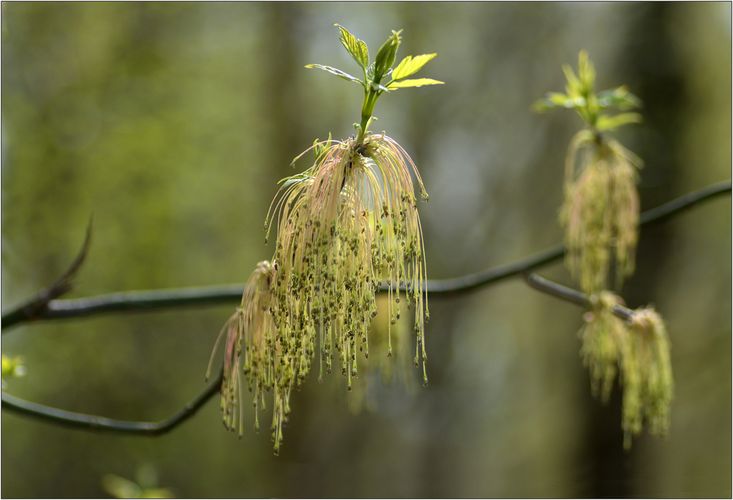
[391,53,437,81]
[577,50,596,91]
[335,24,369,70]
[533,92,577,112]
[598,86,641,110]
[373,30,402,83]
[562,64,581,96]
[305,64,364,86]
[387,77,444,89]
[366,61,376,81]
[596,112,642,131]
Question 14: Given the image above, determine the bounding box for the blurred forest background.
[2,2,730,498]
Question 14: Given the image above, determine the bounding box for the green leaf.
[532,92,579,112]
[366,62,376,81]
[598,86,641,110]
[596,112,642,131]
[335,24,369,70]
[391,53,437,81]
[562,64,581,96]
[373,29,402,83]
[387,77,444,89]
[305,64,364,86]
[577,50,595,91]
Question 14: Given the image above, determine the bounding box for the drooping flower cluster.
[214,133,430,454]
[265,133,429,390]
[562,132,641,293]
[331,293,419,415]
[579,291,627,402]
[579,293,673,448]
[622,307,673,447]
[207,260,294,451]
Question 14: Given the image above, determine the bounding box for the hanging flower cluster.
[622,307,673,447]
[209,25,441,454]
[579,291,627,403]
[562,131,641,294]
[206,261,284,444]
[265,131,430,393]
[579,294,673,448]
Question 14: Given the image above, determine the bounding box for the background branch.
[2,219,92,329]
[2,369,223,435]
[2,180,729,330]
[523,273,635,321]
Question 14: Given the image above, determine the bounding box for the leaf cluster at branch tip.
[534,50,641,132]
[306,24,444,93]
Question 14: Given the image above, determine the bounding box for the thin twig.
[523,273,634,321]
[2,180,729,329]
[1,369,223,435]
[2,219,92,329]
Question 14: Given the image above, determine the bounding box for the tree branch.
[2,219,92,329]
[0,180,728,435]
[2,180,728,330]
[523,273,635,321]
[1,369,223,435]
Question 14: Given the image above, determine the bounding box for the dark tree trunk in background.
[260,3,307,182]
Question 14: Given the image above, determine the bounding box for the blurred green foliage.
[2,354,26,383]
[2,2,730,497]
[534,50,642,132]
[102,464,173,499]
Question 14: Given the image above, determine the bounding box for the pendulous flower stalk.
[562,132,641,293]
[265,131,430,394]
[579,291,627,402]
[621,307,673,448]
[207,261,295,453]
[578,293,673,448]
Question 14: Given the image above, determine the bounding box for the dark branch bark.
[2,219,92,328]
[2,369,223,435]
[523,273,635,321]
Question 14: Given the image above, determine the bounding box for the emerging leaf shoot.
[537,51,643,294]
[533,50,642,132]
[306,24,443,142]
